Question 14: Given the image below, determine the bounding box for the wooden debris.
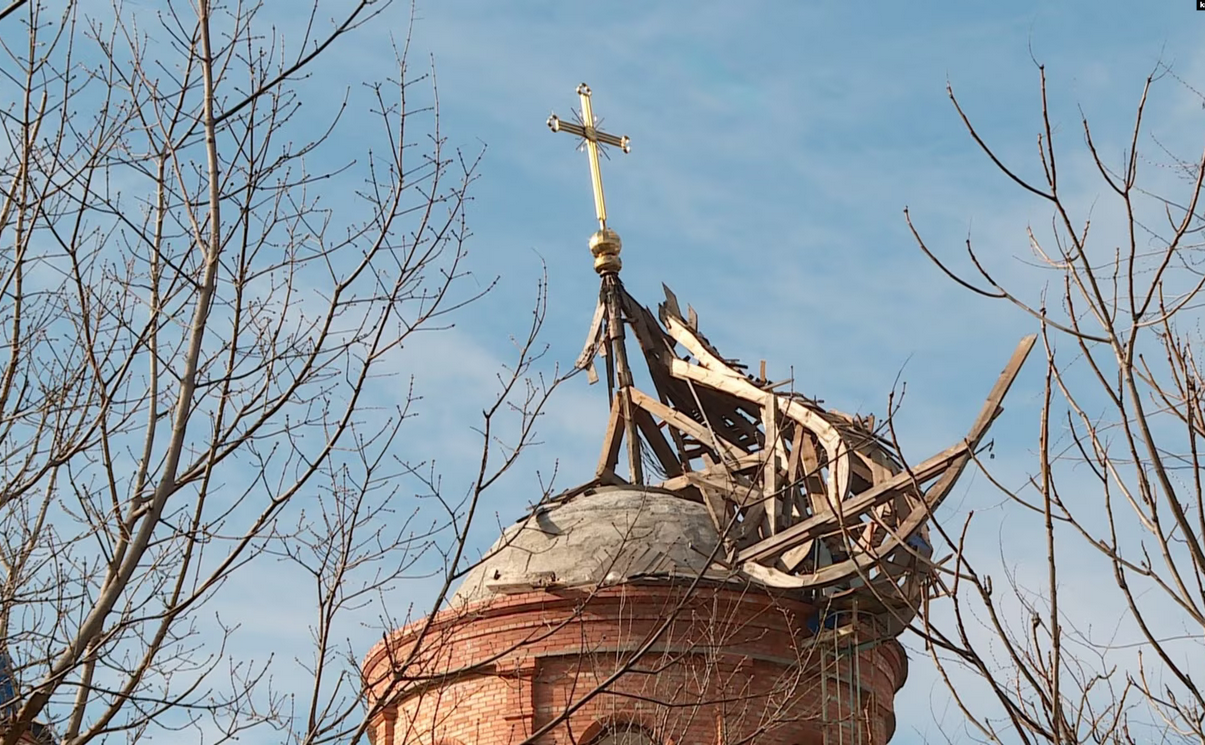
[575,298,606,371]
[568,275,1033,628]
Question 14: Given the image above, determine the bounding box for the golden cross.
[548,83,630,231]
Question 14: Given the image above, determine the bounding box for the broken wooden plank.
[661,284,683,324]
[967,335,1037,447]
[848,334,1038,555]
[736,440,971,564]
[595,396,625,478]
[663,313,735,374]
[640,357,707,466]
[574,298,606,370]
[780,539,815,573]
[620,289,677,367]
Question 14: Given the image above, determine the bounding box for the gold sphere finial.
[589,228,622,275]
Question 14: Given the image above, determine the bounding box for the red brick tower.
[361,489,909,745]
[361,82,1032,745]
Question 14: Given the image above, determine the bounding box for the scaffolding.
[816,609,875,745]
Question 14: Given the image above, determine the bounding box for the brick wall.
[362,584,906,745]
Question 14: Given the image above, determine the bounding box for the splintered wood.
[572,276,1035,625]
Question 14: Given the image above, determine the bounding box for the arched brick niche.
[578,718,660,745]
[362,584,906,745]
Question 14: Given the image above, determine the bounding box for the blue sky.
[209,2,1205,742]
[377,0,1202,437]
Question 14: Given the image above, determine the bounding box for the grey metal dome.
[451,487,735,606]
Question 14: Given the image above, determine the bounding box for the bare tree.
[0,1,563,743]
[907,64,1205,744]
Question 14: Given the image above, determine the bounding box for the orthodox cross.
[548,83,630,231]
[548,83,643,485]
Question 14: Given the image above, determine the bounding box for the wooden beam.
[621,389,644,485]
[737,335,1037,577]
[685,387,760,448]
[735,500,768,547]
[856,334,1038,548]
[780,539,815,572]
[736,441,970,564]
[602,328,615,400]
[797,430,829,520]
[786,422,805,484]
[631,401,684,478]
[640,362,698,466]
[657,452,762,491]
[629,386,745,463]
[782,424,809,528]
[662,312,731,373]
[685,470,757,502]
[574,298,606,370]
[620,289,675,366]
[668,357,851,505]
[595,396,625,478]
[967,335,1037,447]
[697,483,730,537]
[763,397,780,533]
[661,284,684,323]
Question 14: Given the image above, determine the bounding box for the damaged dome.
[451,486,736,606]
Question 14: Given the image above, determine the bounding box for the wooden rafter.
[570,276,1033,622]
